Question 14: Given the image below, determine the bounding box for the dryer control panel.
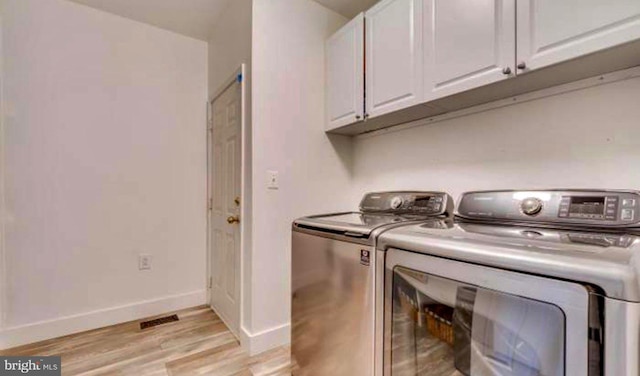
[359,191,453,217]
[457,190,640,228]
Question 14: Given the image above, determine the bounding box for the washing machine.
[375,189,640,376]
[292,191,453,375]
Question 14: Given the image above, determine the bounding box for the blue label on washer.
[360,250,370,266]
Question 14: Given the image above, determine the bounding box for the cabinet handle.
[517,62,527,70]
[502,67,512,75]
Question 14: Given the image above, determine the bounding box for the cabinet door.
[517,0,640,72]
[326,13,364,131]
[366,0,423,118]
[423,0,515,101]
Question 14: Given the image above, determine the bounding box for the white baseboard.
[240,322,290,356]
[0,289,206,350]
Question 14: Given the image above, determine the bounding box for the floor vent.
[140,314,179,330]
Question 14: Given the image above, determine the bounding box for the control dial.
[521,197,543,216]
[390,196,404,210]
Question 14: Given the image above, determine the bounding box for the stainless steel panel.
[382,249,591,376]
[375,250,386,376]
[360,191,453,217]
[377,223,640,301]
[292,231,375,375]
[293,211,375,239]
[458,222,637,248]
[457,189,640,228]
[603,298,640,376]
[294,212,427,239]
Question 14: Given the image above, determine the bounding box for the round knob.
[521,197,543,216]
[356,115,361,120]
[502,67,512,75]
[390,196,404,210]
[517,62,527,70]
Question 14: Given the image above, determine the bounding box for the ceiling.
[68,0,233,41]
[314,0,379,18]
[67,0,377,41]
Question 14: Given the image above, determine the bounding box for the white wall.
[0,0,208,348]
[249,0,351,354]
[352,75,640,201]
[208,0,252,96]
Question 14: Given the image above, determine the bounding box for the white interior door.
[209,79,242,336]
[423,0,515,101]
[517,0,640,72]
[326,13,364,131]
[365,0,423,118]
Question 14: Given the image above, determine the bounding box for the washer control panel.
[359,191,453,217]
[457,190,640,227]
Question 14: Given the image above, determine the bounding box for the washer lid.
[293,191,454,239]
[377,222,640,301]
[294,212,429,239]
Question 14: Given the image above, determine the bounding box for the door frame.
[0,14,6,332]
[207,64,248,339]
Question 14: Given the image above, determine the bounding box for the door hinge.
[208,276,212,289]
[208,198,213,211]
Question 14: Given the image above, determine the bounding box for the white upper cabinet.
[326,0,640,135]
[423,0,515,101]
[326,13,364,131]
[517,0,640,72]
[365,0,423,118]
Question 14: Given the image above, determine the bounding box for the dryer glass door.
[390,266,565,376]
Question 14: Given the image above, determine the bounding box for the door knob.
[227,215,240,224]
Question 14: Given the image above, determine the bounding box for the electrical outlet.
[267,170,279,190]
[139,254,152,270]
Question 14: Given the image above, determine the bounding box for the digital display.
[569,196,606,215]
[414,197,433,207]
[413,196,442,212]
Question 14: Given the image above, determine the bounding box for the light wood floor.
[0,306,292,376]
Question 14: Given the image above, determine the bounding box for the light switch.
[267,170,279,190]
